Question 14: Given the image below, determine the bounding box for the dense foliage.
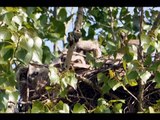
[0,7,160,113]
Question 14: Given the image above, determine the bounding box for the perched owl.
[27,63,50,100]
[16,62,50,112]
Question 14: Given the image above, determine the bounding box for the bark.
[64,7,83,70]
[137,7,145,112]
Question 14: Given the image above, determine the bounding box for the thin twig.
[109,7,116,42]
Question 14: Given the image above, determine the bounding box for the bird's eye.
[33,72,39,76]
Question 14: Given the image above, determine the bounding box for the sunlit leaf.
[12,15,23,26]
[32,49,42,63]
[59,103,70,113]
[97,98,109,106]
[148,106,155,113]
[0,28,12,41]
[94,105,111,113]
[141,32,151,52]
[4,12,14,26]
[31,100,44,113]
[123,60,127,71]
[24,51,33,63]
[48,65,59,85]
[109,69,115,79]
[112,82,123,91]
[112,103,123,113]
[34,36,42,48]
[20,37,34,50]
[128,79,138,86]
[107,79,118,91]
[140,71,151,84]
[72,103,86,113]
[5,7,18,12]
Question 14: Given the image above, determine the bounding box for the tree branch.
[138,7,145,112]
[53,7,58,52]
[64,7,83,70]
[109,7,116,42]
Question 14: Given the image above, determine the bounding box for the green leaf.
[123,60,127,71]
[72,103,86,113]
[109,100,125,113]
[155,41,160,53]
[94,105,111,113]
[16,48,28,61]
[26,7,35,16]
[4,12,14,25]
[149,61,160,71]
[155,71,160,84]
[86,26,95,39]
[123,52,133,63]
[59,103,70,113]
[109,99,125,103]
[48,65,59,85]
[8,91,19,103]
[34,36,42,48]
[66,14,74,23]
[52,20,65,37]
[128,79,138,86]
[112,82,123,91]
[20,37,34,50]
[31,100,44,113]
[107,41,116,50]
[107,79,118,91]
[4,49,13,60]
[127,70,138,80]
[57,8,67,22]
[120,7,128,20]
[145,10,150,18]
[147,45,155,55]
[5,7,18,12]
[0,92,9,110]
[97,98,108,106]
[144,55,152,66]
[12,15,23,26]
[61,71,77,90]
[0,28,12,41]
[148,106,155,113]
[112,103,123,113]
[40,14,48,27]
[1,44,14,61]
[97,72,108,84]
[140,32,151,52]
[24,51,33,63]
[102,83,111,94]
[42,45,53,64]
